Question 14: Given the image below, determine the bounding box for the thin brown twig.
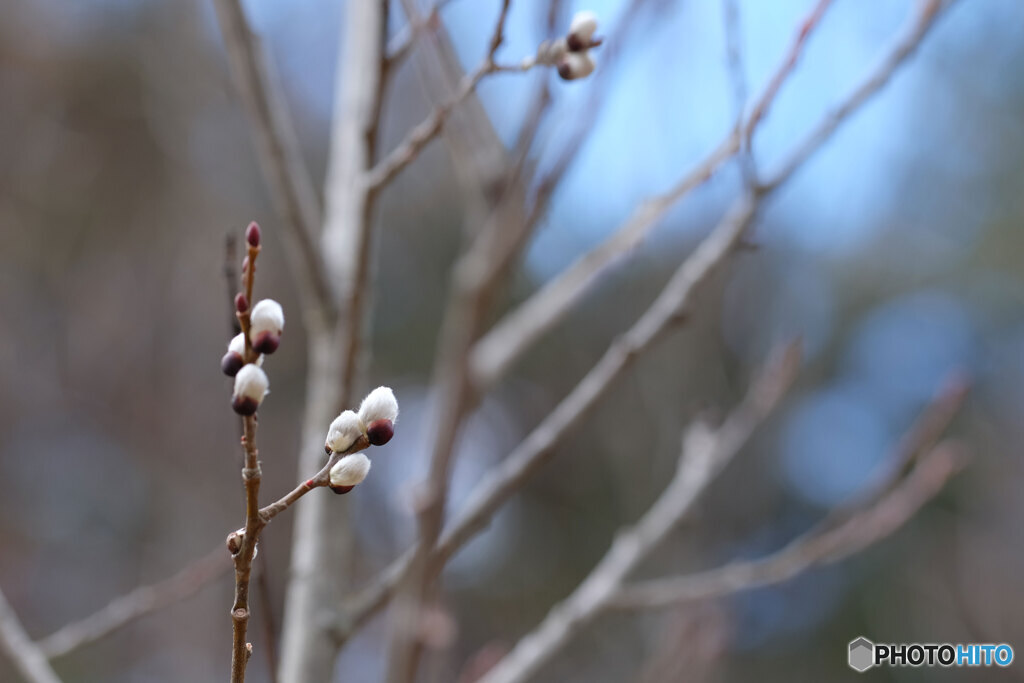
[211,0,335,323]
[476,343,802,683]
[0,587,63,683]
[610,440,967,610]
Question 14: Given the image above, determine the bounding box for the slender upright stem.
[230,415,262,683]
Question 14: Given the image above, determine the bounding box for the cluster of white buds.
[221,222,285,416]
[535,11,601,81]
[324,386,399,494]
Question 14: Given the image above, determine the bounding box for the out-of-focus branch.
[760,0,955,192]
[744,0,832,151]
[277,1,389,681]
[0,588,63,683]
[335,0,955,644]
[368,0,518,191]
[397,0,510,195]
[211,0,334,324]
[36,546,230,659]
[470,132,739,388]
[476,343,801,683]
[610,440,967,610]
[470,0,833,389]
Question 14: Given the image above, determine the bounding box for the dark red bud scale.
[566,33,586,52]
[324,444,333,455]
[557,61,573,80]
[366,419,394,446]
[245,222,261,248]
[252,331,280,354]
[221,352,244,377]
[232,395,259,416]
[235,293,248,313]
[330,484,355,495]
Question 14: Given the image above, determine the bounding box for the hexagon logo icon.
[849,637,875,672]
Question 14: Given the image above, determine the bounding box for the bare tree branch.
[277,1,390,681]
[610,440,967,610]
[36,545,230,660]
[760,0,955,192]
[0,588,63,683]
[475,343,802,683]
[470,132,739,388]
[211,0,335,323]
[368,0,518,191]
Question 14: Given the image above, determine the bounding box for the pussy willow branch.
[610,440,967,610]
[476,343,801,683]
[470,0,833,389]
[211,0,334,324]
[0,588,63,683]
[334,0,956,645]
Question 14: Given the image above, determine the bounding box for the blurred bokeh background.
[1,0,1022,681]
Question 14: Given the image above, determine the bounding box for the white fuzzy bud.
[329,452,372,487]
[557,51,596,81]
[358,386,399,425]
[536,37,568,65]
[326,410,365,454]
[250,299,285,354]
[229,332,245,356]
[569,11,598,43]
[232,364,269,415]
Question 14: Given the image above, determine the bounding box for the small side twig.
[0,587,63,683]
